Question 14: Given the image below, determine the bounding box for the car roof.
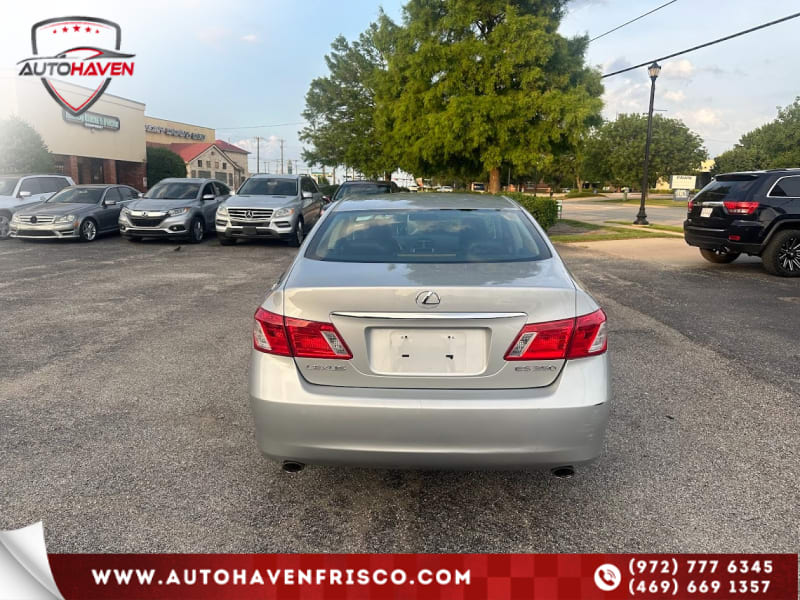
[248,173,302,179]
[340,180,391,185]
[333,192,519,211]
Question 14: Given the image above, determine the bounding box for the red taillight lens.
[504,318,575,360]
[285,317,352,359]
[505,309,607,361]
[253,308,291,356]
[567,309,608,358]
[253,308,351,359]
[723,201,759,215]
[687,198,694,212]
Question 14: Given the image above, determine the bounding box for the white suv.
[0,174,75,239]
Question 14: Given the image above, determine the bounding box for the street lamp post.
[635,61,661,225]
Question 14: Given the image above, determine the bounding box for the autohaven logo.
[17,17,135,116]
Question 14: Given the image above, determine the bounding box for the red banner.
[47,554,797,599]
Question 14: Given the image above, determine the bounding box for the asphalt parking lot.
[1,234,798,553]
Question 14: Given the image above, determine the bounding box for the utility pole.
[280,139,285,174]
[256,136,260,174]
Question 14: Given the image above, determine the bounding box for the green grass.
[604,220,684,233]
[556,219,604,230]
[564,190,606,199]
[597,197,686,208]
[549,221,676,243]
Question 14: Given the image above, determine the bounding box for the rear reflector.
[505,309,607,361]
[253,308,352,359]
[723,201,759,215]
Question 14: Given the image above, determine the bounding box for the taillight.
[567,309,608,358]
[253,308,351,359]
[505,309,607,361]
[687,197,694,212]
[723,201,759,215]
[285,317,352,359]
[253,308,291,356]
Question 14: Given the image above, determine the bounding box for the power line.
[603,11,800,78]
[590,0,678,43]
[216,121,307,131]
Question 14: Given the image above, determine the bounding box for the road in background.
[0,236,797,553]
[561,197,687,226]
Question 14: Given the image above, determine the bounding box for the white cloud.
[660,59,695,80]
[663,90,686,103]
[241,34,258,43]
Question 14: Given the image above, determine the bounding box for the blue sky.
[3,1,799,172]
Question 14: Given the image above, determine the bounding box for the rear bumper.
[683,222,762,255]
[248,353,610,469]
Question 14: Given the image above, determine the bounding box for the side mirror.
[138,192,144,198]
[202,193,215,200]
[302,191,313,200]
[104,199,117,206]
[321,195,331,204]
[18,190,31,198]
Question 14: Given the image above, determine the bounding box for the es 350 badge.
[17,17,135,116]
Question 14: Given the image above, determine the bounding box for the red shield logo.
[20,16,134,116]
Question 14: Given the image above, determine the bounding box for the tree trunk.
[489,167,501,194]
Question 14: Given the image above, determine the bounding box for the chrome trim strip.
[766,175,800,199]
[331,311,526,320]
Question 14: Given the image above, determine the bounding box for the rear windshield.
[694,176,760,203]
[238,178,297,196]
[333,183,392,201]
[305,209,551,263]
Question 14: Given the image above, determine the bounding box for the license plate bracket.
[243,226,258,235]
[368,328,487,376]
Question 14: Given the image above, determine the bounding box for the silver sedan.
[249,193,610,473]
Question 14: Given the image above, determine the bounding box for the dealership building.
[0,77,249,190]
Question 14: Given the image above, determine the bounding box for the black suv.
[684,169,800,276]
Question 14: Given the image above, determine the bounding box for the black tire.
[0,211,11,240]
[188,217,204,244]
[79,219,98,242]
[219,236,236,246]
[287,219,304,247]
[699,248,740,264]
[762,229,800,277]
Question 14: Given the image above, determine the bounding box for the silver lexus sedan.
[249,194,609,473]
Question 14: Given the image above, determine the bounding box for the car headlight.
[121,207,131,216]
[11,213,20,222]
[216,205,228,216]
[167,207,190,217]
[273,207,295,218]
[54,214,76,223]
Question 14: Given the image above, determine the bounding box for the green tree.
[146,147,186,185]
[584,114,707,189]
[714,98,800,173]
[374,0,603,192]
[299,22,396,178]
[0,117,53,173]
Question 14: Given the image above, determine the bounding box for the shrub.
[565,189,605,199]
[146,147,186,186]
[499,192,558,230]
[318,184,339,198]
[0,117,53,174]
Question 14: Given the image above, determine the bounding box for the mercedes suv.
[216,174,323,246]
[684,169,800,276]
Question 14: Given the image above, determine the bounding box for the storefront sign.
[670,174,696,190]
[63,110,120,130]
[145,124,205,140]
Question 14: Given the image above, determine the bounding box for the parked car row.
[3,174,416,246]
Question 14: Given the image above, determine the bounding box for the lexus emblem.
[416,290,440,307]
[246,210,253,219]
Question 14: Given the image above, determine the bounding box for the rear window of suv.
[694,175,760,203]
[305,209,551,263]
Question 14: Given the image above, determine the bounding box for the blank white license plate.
[700,207,713,217]
[368,328,487,376]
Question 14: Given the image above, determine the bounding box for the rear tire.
[700,248,740,264]
[188,217,204,244]
[219,236,236,246]
[762,229,800,277]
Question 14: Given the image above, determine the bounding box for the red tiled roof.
[214,139,250,155]
[165,142,213,162]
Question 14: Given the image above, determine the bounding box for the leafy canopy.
[146,147,186,186]
[714,98,800,173]
[584,114,707,188]
[375,0,603,182]
[0,117,54,174]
